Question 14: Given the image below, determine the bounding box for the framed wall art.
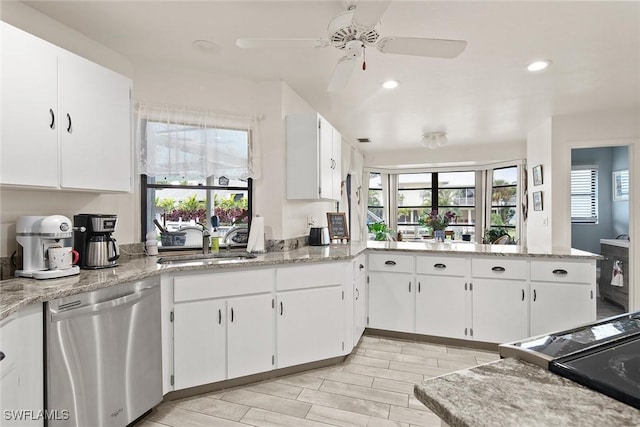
[533,191,543,211]
[532,165,543,186]
[613,170,629,201]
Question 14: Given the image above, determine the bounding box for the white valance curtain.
[134,102,261,181]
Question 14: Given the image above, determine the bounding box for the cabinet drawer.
[530,260,595,284]
[277,262,347,291]
[416,256,466,277]
[472,258,527,280]
[368,253,414,273]
[174,269,274,302]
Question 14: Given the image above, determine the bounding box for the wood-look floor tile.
[387,361,451,378]
[401,347,477,363]
[135,420,167,427]
[297,388,390,419]
[407,395,431,412]
[362,349,440,367]
[146,404,246,427]
[395,341,448,354]
[276,373,324,390]
[436,358,479,371]
[247,380,304,400]
[345,355,391,369]
[222,389,312,418]
[305,404,371,427]
[241,407,329,427]
[306,368,375,387]
[320,380,409,407]
[342,362,424,383]
[358,341,404,353]
[174,395,250,421]
[372,377,416,395]
[388,405,441,427]
[366,417,410,427]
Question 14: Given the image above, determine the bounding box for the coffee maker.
[74,214,120,269]
[14,215,80,279]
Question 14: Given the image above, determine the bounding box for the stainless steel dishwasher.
[46,278,162,427]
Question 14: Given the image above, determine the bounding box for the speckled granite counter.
[0,242,366,321]
[0,240,599,321]
[367,241,601,259]
[414,357,640,427]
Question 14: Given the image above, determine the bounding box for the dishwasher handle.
[50,286,158,322]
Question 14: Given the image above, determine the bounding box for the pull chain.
[362,46,367,71]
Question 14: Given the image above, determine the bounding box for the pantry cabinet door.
[1,23,59,188]
[173,299,226,390]
[58,51,132,192]
[227,294,274,379]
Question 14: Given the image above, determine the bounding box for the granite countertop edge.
[0,241,599,321]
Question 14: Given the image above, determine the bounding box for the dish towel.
[247,215,265,253]
[611,260,624,287]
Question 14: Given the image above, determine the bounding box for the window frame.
[571,165,599,224]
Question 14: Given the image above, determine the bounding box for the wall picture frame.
[532,164,543,186]
[326,212,349,241]
[613,170,629,201]
[533,191,543,211]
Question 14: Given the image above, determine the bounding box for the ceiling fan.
[236,0,467,91]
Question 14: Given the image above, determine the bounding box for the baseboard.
[364,328,500,352]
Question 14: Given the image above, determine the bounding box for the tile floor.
[139,336,499,427]
[596,298,626,320]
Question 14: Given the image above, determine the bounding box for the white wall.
[525,118,553,251]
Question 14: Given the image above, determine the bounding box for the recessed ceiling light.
[527,60,551,72]
[382,80,399,89]
[192,39,220,54]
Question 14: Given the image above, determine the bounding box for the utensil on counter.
[154,219,167,234]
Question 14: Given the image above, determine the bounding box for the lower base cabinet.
[415,275,468,340]
[472,279,529,343]
[277,286,345,368]
[368,272,414,333]
[530,282,593,336]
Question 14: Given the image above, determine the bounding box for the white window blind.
[571,167,598,223]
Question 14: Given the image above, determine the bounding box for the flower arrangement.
[419,210,457,231]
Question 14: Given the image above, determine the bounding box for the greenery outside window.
[368,172,385,224]
[488,166,518,240]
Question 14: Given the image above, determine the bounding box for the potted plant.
[482,227,513,244]
[419,210,456,242]
[368,222,394,241]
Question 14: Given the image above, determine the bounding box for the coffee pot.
[73,214,120,269]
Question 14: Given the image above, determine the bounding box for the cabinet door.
[354,258,367,346]
[319,115,335,200]
[530,282,594,336]
[415,275,468,339]
[368,272,414,333]
[59,51,132,192]
[227,294,274,379]
[1,23,59,188]
[330,126,342,200]
[277,286,344,368]
[472,279,528,343]
[173,300,226,390]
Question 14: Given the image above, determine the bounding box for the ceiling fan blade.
[351,0,392,28]
[236,38,328,49]
[327,56,358,92]
[377,37,467,58]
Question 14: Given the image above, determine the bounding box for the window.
[367,172,384,224]
[488,166,518,239]
[571,167,598,223]
[437,171,476,237]
[397,173,433,232]
[140,120,252,249]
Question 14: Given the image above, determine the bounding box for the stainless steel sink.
[157,252,257,265]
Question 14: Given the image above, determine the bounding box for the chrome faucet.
[197,223,211,255]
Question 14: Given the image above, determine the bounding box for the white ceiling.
[23,0,640,153]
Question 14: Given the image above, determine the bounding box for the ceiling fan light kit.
[422,132,448,149]
[235,0,468,92]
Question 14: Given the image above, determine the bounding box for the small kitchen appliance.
[309,226,330,246]
[14,215,80,279]
[73,214,120,269]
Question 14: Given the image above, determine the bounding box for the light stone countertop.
[0,241,599,321]
[414,357,640,427]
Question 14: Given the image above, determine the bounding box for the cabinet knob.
[359,264,364,269]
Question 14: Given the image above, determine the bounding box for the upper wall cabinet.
[0,22,132,192]
[286,113,341,201]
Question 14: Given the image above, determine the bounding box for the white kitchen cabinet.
[173,299,226,390]
[286,113,341,201]
[172,269,275,390]
[415,275,468,339]
[471,279,529,343]
[58,51,132,192]
[0,22,132,192]
[276,286,345,368]
[227,294,274,378]
[368,272,414,333]
[0,303,44,427]
[1,22,59,188]
[529,259,596,336]
[353,255,367,346]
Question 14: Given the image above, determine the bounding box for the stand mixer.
[14,215,80,279]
